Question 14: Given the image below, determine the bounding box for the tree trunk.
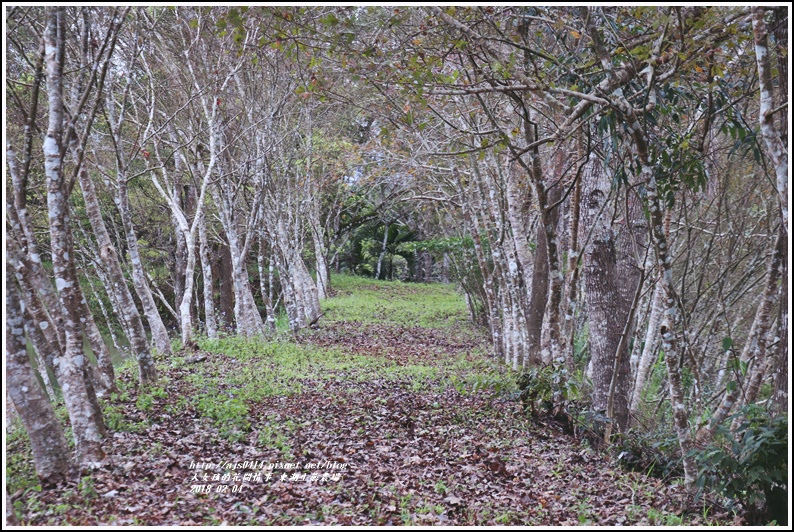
[43,7,106,467]
[703,228,784,436]
[538,181,564,366]
[258,232,277,333]
[376,223,389,280]
[309,200,330,300]
[115,176,172,356]
[771,6,788,416]
[22,306,58,400]
[630,280,664,415]
[527,212,549,366]
[214,186,264,337]
[173,211,188,332]
[216,241,235,331]
[581,153,632,431]
[7,269,71,486]
[271,215,320,330]
[76,155,156,384]
[561,162,582,372]
[78,291,117,396]
[7,145,66,352]
[199,211,218,338]
[753,7,788,230]
[7,236,62,392]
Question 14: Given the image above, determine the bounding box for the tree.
[41,6,108,467]
[6,267,71,485]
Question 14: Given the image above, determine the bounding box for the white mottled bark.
[43,6,106,467]
[630,280,664,414]
[77,162,157,383]
[258,233,277,334]
[116,175,172,355]
[213,184,265,338]
[7,269,71,485]
[753,7,788,230]
[199,212,218,338]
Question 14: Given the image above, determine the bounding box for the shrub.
[614,428,684,480]
[693,407,787,525]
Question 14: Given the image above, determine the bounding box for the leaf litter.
[8,289,734,526]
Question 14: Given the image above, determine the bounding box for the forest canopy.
[4,5,789,526]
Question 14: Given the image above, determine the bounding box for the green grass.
[323,274,469,328]
[188,276,510,442]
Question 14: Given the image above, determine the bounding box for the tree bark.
[77,161,157,383]
[753,7,788,230]
[703,228,784,437]
[7,235,62,390]
[199,211,218,338]
[581,153,632,430]
[309,199,330,300]
[213,184,265,337]
[43,6,106,467]
[115,175,172,355]
[630,280,664,415]
[7,144,66,352]
[216,241,236,331]
[458,173,502,357]
[7,269,71,486]
[258,232,277,333]
[78,291,117,396]
[581,7,696,482]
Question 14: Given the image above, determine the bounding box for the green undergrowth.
[322,274,469,328]
[189,334,511,442]
[175,276,511,442]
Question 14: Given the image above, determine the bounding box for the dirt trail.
[9,280,722,525]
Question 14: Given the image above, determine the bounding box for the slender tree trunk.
[630,280,664,415]
[703,229,784,437]
[199,211,218,338]
[459,176,501,357]
[78,292,117,396]
[7,269,71,486]
[178,224,199,345]
[258,232,277,333]
[309,200,330,300]
[271,216,320,330]
[376,223,389,280]
[773,240,787,414]
[538,182,564,366]
[561,168,582,371]
[527,212,549,365]
[217,241,235,331]
[753,7,788,230]
[173,211,188,331]
[116,176,172,355]
[771,6,788,416]
[7,145,65,352]
[85,266,128,360]
[213,186,264,337]
[43,7,106,466]
[7,236,62,385]
[22,307,58,400]
[77,156,156,383]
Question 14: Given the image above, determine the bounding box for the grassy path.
[8,276,728,525]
